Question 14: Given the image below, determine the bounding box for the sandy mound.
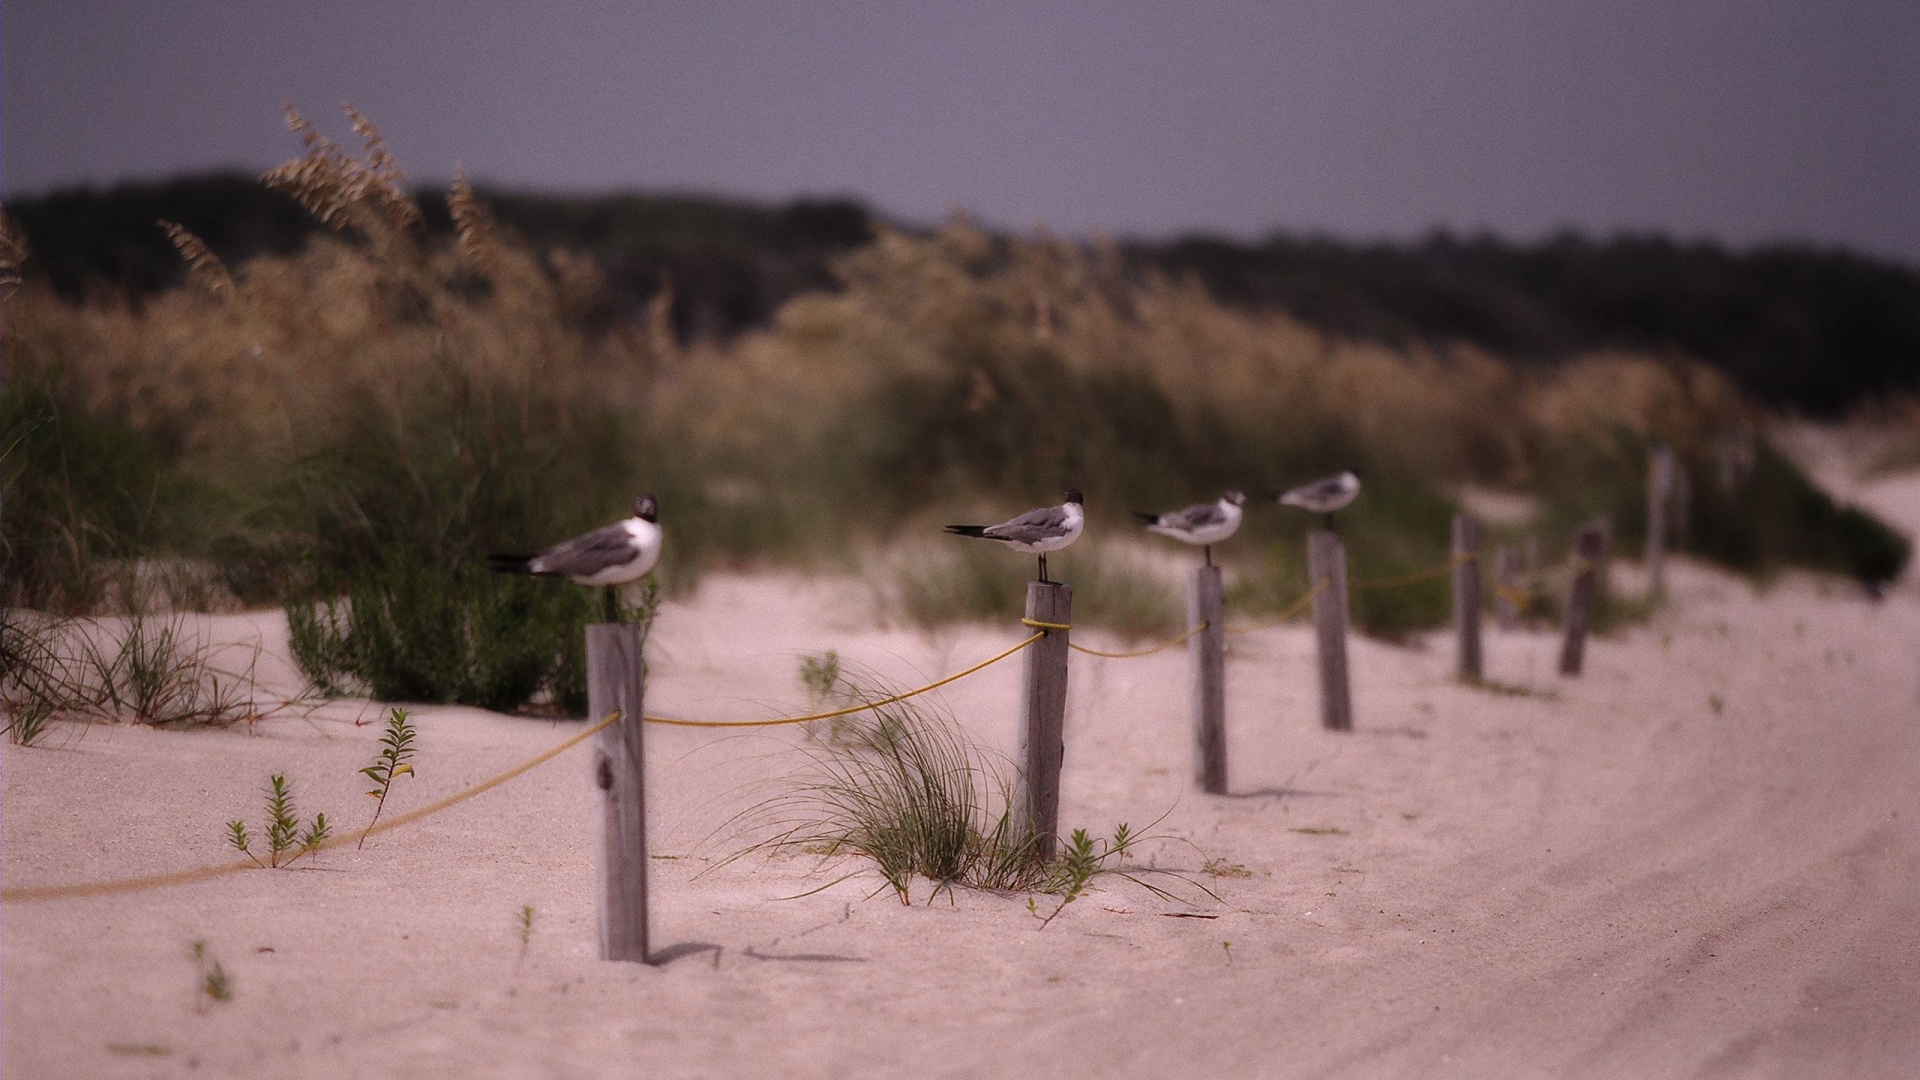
[8,491,1920,1078]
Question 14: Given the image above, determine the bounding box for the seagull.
[489,494,662,620]
[1133,491,1245,566]
[1279,471,1361,531]
[944,489,1085,584]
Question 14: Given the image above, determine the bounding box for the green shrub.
[287,545,609,714]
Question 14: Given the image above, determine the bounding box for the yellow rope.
[641,631,1046,728]
[1492,583,1535,607]
[1,711,621,904]
[1351,551,1476,591]
[1019,618,1072,632]
[1223,579,1327,635]
[1069,621,1209,659]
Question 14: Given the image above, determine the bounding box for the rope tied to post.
[1351,550,1478,591]
[642,630,1046,728]
[1068,621,1209,659]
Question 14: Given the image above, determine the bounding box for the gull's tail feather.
[943,525,988,538]
[1131,510,1160,525]
[487,554,536,574]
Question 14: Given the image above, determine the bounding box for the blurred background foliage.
[2,111,1911,712]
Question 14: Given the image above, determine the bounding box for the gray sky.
[4,1,1917,261]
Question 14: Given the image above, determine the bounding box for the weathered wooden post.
[1188,565,1227,794]
[1452,515,1483,680]
[1493,545,1521,631]
[1307,531,1353,731]
[587,623,648,963]
[1016,581,1072,859]
[1558,523,1607,676]
[1648,445,1674,600]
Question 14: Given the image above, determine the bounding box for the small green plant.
[226,774,330,868]
[1222,940,1233,965]
[798,650,842,703]
[357,707,418,847]
[1035,826,1123,928]
[1202,858,1253,879]
[515,904,535,971]
[1708,693,1725,716]
[190,940,232,1009]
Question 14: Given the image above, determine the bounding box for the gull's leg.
[1038,553,1049,584]
[1204,544,1213,567]
[603,586,619,623]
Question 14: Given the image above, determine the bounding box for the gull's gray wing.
[983,505,1071,544]
[1162,502,1229,531]
[530,525,639,577]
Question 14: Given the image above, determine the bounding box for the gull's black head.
[1063,489,1084,506]
[1224,490,1246,506]
[633,493,659,523]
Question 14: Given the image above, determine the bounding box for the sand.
[7,484,1920,1078]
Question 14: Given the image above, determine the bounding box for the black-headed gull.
[490,494,662,618]
[1279,471,1361,530]
[944,489,1085,583]
[1133,491,1245,566]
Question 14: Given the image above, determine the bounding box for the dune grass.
[2,105,1906,669]
[731,662,1208,910]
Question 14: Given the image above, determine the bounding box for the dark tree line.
[9,173,1917,415]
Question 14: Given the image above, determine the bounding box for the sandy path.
[6,531,1920,1077]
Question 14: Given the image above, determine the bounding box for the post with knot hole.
[1558,523,1607,676]
[587,622,649,963]
[1308,530,1353,731]
[1453,515,1483,681]
[1189,565,1228,794]
[1017,581,1072,860]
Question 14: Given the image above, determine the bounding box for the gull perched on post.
[1279,471,1361,531]
[1133,491,1245,566]
[944,489,1085,584]
[489,494,662,620]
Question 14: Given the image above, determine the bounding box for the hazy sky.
[4,1,1917,260]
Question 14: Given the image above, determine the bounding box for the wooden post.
[1016,582,1071,860]
[1188,565,1227,794]
[1648,445,1674,600]
[1558,524,1606,676]
[1307,531,1353,731]
[587,623,648,963]
[1452,515,1483,681]
[1493,545,1520,631]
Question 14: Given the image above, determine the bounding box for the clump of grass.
[1,609,64,745]
[226,774,330,868]
[190,940,232,1010]
[357,707,417,847]
[2,609,301,742]
[1202,858,1253,879]
[737,665,1210,913]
